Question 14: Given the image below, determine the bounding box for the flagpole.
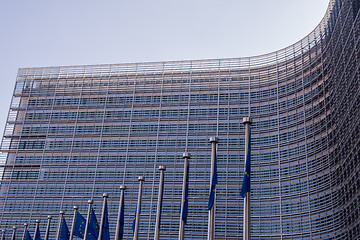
[98,193,108,240]
[44,215,52,240]
[34,220,40,240]
[133,176,145,240]
[69,206,78,240]
[208,137,218,240]
[243,117,252,240]
[11,226,16,240]
[179,152,190,240]
[56,211,64,240]
[22,223,28,240]
[115,185,126,240]
[84,199,94,240]
[154,165,166,240]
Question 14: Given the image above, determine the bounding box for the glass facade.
[1,0,359,238]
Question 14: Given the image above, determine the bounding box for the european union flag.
[34,224,41,240]
[101,202,110,240]
[87,208,99,240]
[240,131,251,198]
[132,205,137,234]
[73,211,86,238]
[118,195,125,240]
[25,229,32,240]
[208,150,217,210]
[181,162,189,224]
[60,217,70,240]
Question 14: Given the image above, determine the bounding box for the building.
[0,0,359,239]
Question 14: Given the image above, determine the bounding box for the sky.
[0,0,329,135]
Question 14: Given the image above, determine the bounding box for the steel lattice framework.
[0,0,359,239]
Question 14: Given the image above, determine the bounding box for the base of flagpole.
[243,192,250,240]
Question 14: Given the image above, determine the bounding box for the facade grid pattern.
[1,0,360,239]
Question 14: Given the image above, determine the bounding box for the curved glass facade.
[0,0,359,239]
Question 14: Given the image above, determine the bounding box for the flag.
[240,130,251,198]
[25,229,32,240]
[101,202,110,240]
[181,162,189,224]
[87,208,99,240]
[208,150,217,210]
[59,217,70,240]
[118,195,125,240]
[132,205,137,234]
[73,211,86,238]
[34,224,41,240]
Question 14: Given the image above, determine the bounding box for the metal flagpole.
[98,193,108,240]
[208,137,218,240]
[44,215,52,240]
[154,165,166,240]
[22,223,28,240]
[115,185,126,240]
[84,199,94,240]
[179,152,190,240]
[34,220,40,239]
[243,117,252,240]
[133,176,145,240]
[56,211,65,240]
[69,206,78,240]
[11,226,16,240]
[98,193,109,240]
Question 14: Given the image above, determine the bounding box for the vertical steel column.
[133,176,145,240]
[243,117,252,240]
[208,137,218,240]
[154,165,166,240]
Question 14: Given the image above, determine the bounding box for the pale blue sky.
[0,0,329,135]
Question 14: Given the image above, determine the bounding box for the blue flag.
[87,208,99,240]
[25,229,32,240]
[208,150,217,210]
[240,131,251,198]
[73,211,86,238]
[118,196,125,240]
[34,224,41,240]
[132,205,137,234]
[59,217,70,240]
[101,202,110,240]
[181,162,189,224]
